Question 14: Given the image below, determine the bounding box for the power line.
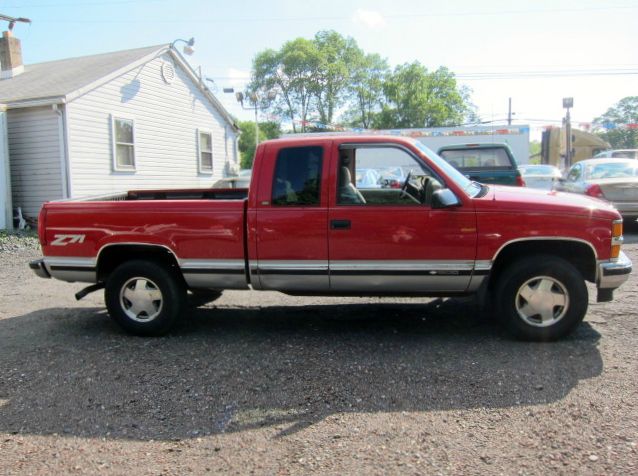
[457,68,638,80]
[207,68,638,83]
[2,0,165,7]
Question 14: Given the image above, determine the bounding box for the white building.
[0,32,240,222]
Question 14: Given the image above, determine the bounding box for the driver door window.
[337,146,442,207]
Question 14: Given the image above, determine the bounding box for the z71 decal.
[51,234,86,246]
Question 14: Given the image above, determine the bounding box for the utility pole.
[507,97,512,125]
[563,97,573,168]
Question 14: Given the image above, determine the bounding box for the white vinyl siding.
[197,129,213,173]
[7,106,64,219]
[66,52,237,197]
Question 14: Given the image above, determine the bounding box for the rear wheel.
[495,255,588,341]
[105,260,186,336]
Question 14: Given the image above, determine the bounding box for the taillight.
[585,184,605,198]
[37,207,47,246]
[515,174,526,187]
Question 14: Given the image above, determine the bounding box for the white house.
[0,32,240,222]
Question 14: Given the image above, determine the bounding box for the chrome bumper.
[598,251,632,289]
[29,259,51,279]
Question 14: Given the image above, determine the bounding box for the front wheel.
[105,260,186,336]
[495,255,588,341]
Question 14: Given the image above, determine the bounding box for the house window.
[198,130,213,173]
[112,117,135,171]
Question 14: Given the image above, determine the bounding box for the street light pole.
[563,97,574,168]
[229,90,276,149]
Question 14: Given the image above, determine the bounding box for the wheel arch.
[487,238,598,290]
[96,243,183,284]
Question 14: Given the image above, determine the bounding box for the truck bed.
[39,190,249,289]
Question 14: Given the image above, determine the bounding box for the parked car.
[593,149,638,160]
[518,164,562,190]
[555,158,638,219]
[437,143,525,186]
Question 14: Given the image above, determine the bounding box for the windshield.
[585,161,638,179]
[413,141,483,197]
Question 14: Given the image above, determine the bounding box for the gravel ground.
[0,231,637,475]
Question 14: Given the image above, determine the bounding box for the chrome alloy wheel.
[515,276,569,327]
[119,277,163,322]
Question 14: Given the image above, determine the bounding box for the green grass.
[0,229,39,240]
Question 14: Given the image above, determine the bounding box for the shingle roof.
[0,44,164,104]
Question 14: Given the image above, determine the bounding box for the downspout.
[53,103,72,198]
[0,104,12,229]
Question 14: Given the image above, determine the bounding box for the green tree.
[373,63,470,129]
[237,120,281,169]
[348,53,389,128]
[594,96,638,148]
[312,30,364,127]
[250,38,321,132]
[529,140,542,164]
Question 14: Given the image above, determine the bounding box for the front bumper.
[29,259,51,279]
[598,251,632,290]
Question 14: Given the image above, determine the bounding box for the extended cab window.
[272,146,322,206]
[337,146,442,206]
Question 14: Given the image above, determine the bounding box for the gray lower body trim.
[251,260,486,293]
[253,260,330,291]
[330,260,477,292]
[43,257,96,283]
[180,259,248,290]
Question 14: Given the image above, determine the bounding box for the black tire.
[105,260,186,336]
[188,289,223,308]
[495,255,588,341]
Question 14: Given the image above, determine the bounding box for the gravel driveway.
[0,232,636,475]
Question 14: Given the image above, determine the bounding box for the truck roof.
[263,134,418,147]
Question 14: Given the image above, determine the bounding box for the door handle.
[331,219,351,230]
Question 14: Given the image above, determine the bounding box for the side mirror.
[431,188,461,209]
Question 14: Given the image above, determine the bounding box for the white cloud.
[352,9,387,29]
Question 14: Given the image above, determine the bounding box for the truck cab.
[247,137,479,294]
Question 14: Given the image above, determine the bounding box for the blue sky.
[3,0,637,133]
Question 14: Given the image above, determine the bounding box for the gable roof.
[0,45,162,104]
[0,44,237,130]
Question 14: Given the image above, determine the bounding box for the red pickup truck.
[30,135,632,341]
